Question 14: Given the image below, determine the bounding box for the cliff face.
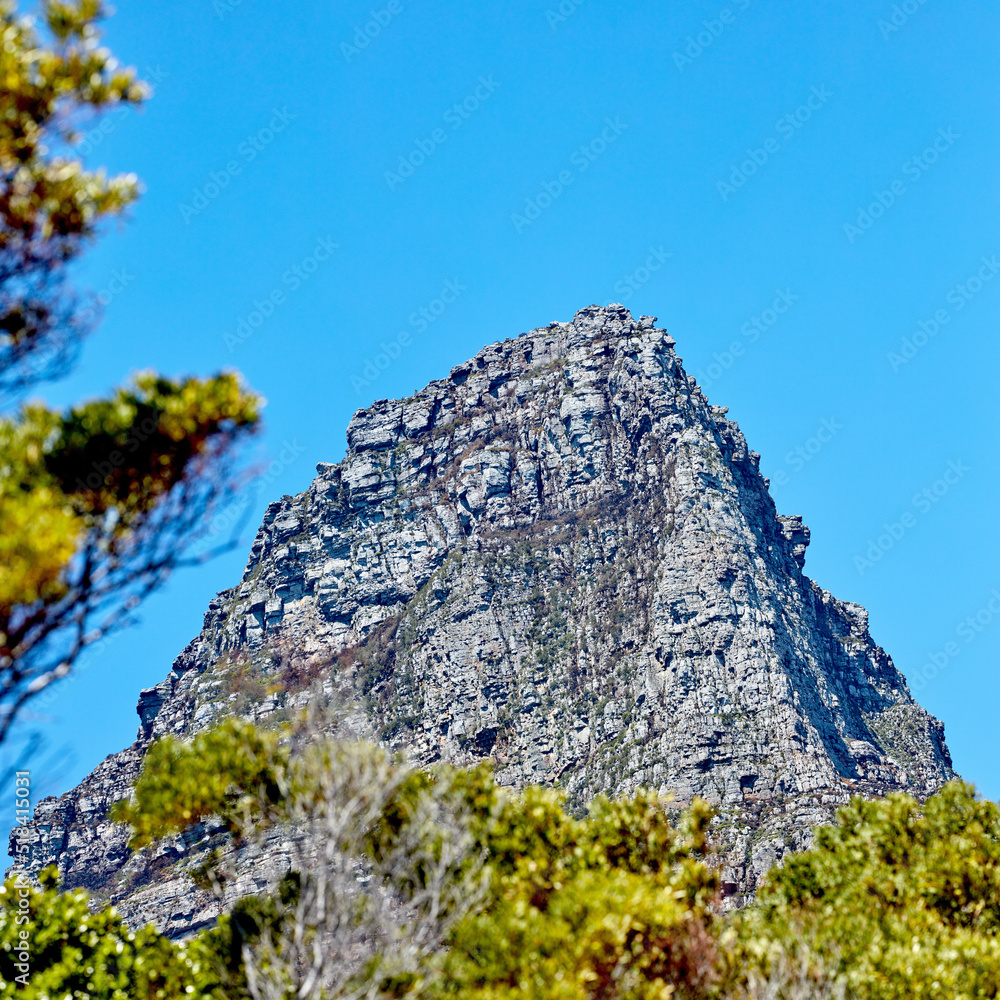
[9,304,954,934]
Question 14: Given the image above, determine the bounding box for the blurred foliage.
[0,372,259,739]
[107,721,721,999]
[435,787,720,1000]
[730,780,1000,999]
[110,718,288,850]
[0,1,261,736]
[0,866,223,999]
[0,0,147,393]
[11,717,1000,996]
[0,373,259,615]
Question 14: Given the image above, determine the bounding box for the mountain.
[9,304,954,935]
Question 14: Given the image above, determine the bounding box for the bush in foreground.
[5,719,1000,998]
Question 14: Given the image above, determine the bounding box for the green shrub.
[731,781,1000,999]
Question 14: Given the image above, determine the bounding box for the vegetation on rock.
[7,718,997,998]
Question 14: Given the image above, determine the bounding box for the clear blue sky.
[6,0,999,840]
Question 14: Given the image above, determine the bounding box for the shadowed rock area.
[9,304,954,934]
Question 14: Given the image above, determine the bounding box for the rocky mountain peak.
[10,304,954,934]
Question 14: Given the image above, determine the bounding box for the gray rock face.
[8,304,954,931]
